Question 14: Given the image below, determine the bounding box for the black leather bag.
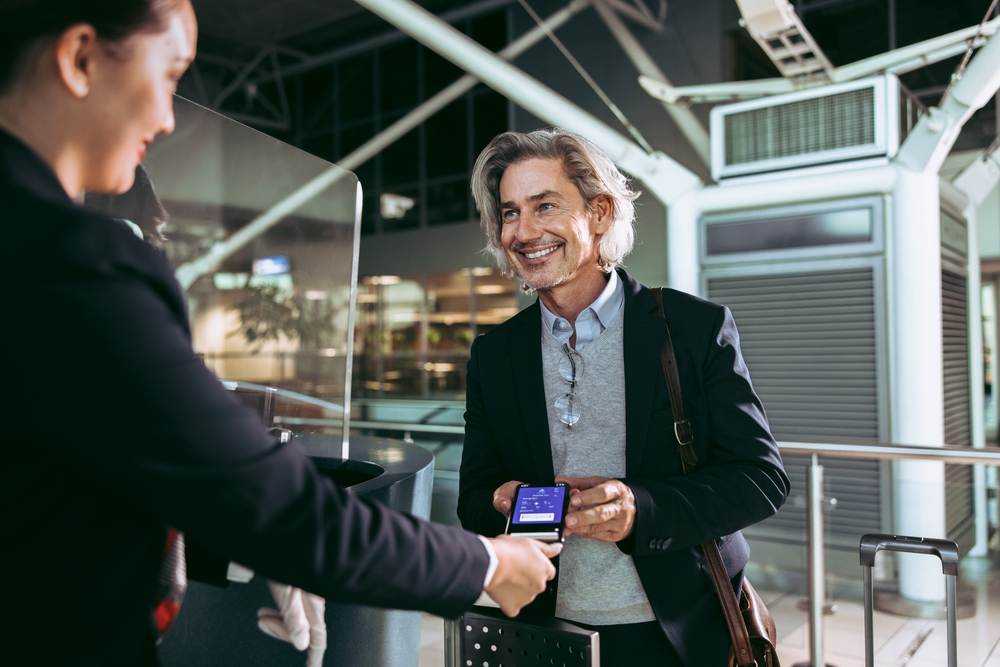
[652,288,779,667]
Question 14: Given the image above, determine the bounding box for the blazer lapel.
[621,270,664,476]
[509,303,556,483]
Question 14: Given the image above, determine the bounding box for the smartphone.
[504,482,570,543]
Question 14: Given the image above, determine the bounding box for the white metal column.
[889,166,948,601]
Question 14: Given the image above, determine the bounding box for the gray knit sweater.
[541,304,656,626]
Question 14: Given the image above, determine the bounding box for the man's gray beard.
[512,266,568,294]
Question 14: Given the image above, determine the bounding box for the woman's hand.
[484,536,562,617]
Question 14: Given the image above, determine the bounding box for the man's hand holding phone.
[484,536,561,617]
[556,476,636,543]
[493,480,525,517]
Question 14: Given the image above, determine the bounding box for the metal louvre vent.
[707,268,881,546]
[942,269,974,551]
[723,87,876,167]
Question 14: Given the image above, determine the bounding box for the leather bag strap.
[652,287,757,667]
[651,288,698,471]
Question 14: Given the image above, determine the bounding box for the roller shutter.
[942,269,975,552]
[707,268,882,549]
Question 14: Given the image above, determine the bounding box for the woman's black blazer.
[0,129,489,664]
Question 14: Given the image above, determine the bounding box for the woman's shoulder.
[1,184,169,284]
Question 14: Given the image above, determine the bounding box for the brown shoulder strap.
[652,287,756,667]
[652,287,698,472]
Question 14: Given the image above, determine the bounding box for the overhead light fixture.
[735,0,833,85]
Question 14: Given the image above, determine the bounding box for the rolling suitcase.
[859,534,960,667]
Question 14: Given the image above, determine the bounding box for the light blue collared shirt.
[540,270,624,351]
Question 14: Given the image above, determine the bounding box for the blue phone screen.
[511,486,566,525]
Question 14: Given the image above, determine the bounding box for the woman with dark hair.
[0,2,559,664]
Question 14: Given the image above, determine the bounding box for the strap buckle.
[674,419,693,446]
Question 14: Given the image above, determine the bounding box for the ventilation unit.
[710,75,901,181]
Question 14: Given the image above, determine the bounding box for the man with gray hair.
[459,128,789,666]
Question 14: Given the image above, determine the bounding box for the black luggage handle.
[859,533,959,575]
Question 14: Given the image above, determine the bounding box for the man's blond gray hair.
[470,128,639,277]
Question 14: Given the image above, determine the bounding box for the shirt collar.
[0,126,72,206]
[539,269,624,334]
[589,268,623,329]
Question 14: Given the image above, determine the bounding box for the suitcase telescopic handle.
[860,533,959,667]
[859,533,959,575]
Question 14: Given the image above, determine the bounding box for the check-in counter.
[159,434,435,667]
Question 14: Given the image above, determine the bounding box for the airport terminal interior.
[114,0,1000,664]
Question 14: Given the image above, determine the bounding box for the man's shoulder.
[658,287,726,320]
[631,283,729,349]
[473,300,538,350]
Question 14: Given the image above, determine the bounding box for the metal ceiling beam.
[953,142,1000,206]
[212,48,270,108]
[175,0,590,291]
[639,76,794,104]
[832,16,1000,82]
[352,0,701,206]
[895,28,1000,173]
[182,46,293,130]
[640,16,1000,105]
[244,0,521,85]
[591,0,710,167]
[602,0,665,32]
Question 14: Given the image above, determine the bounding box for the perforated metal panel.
[707,268,882,546]
[724,87,875,167]
[942,269,975,552]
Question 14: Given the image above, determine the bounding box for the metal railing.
[276,397,466,438]
[774,441,999,667]
[331,416,1000,666]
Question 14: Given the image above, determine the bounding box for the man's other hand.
[492,480,524,517]
[484,535,561,617]
[557,476,636,543]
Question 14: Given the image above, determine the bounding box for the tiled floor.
[417,557,1000,667]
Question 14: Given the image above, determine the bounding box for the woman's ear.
[54,25,99,99]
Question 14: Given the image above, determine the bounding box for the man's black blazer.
[0,128,489,665]
[459,268,789,666]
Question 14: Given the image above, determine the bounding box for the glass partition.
[88,97,360,449]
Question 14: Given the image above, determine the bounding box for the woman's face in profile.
[86,1,197,194]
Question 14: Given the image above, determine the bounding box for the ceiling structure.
[192,0,474,58]
[183,0,999,154]
[194,0,366,45]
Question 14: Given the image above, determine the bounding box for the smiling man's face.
[498,157,609,295]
